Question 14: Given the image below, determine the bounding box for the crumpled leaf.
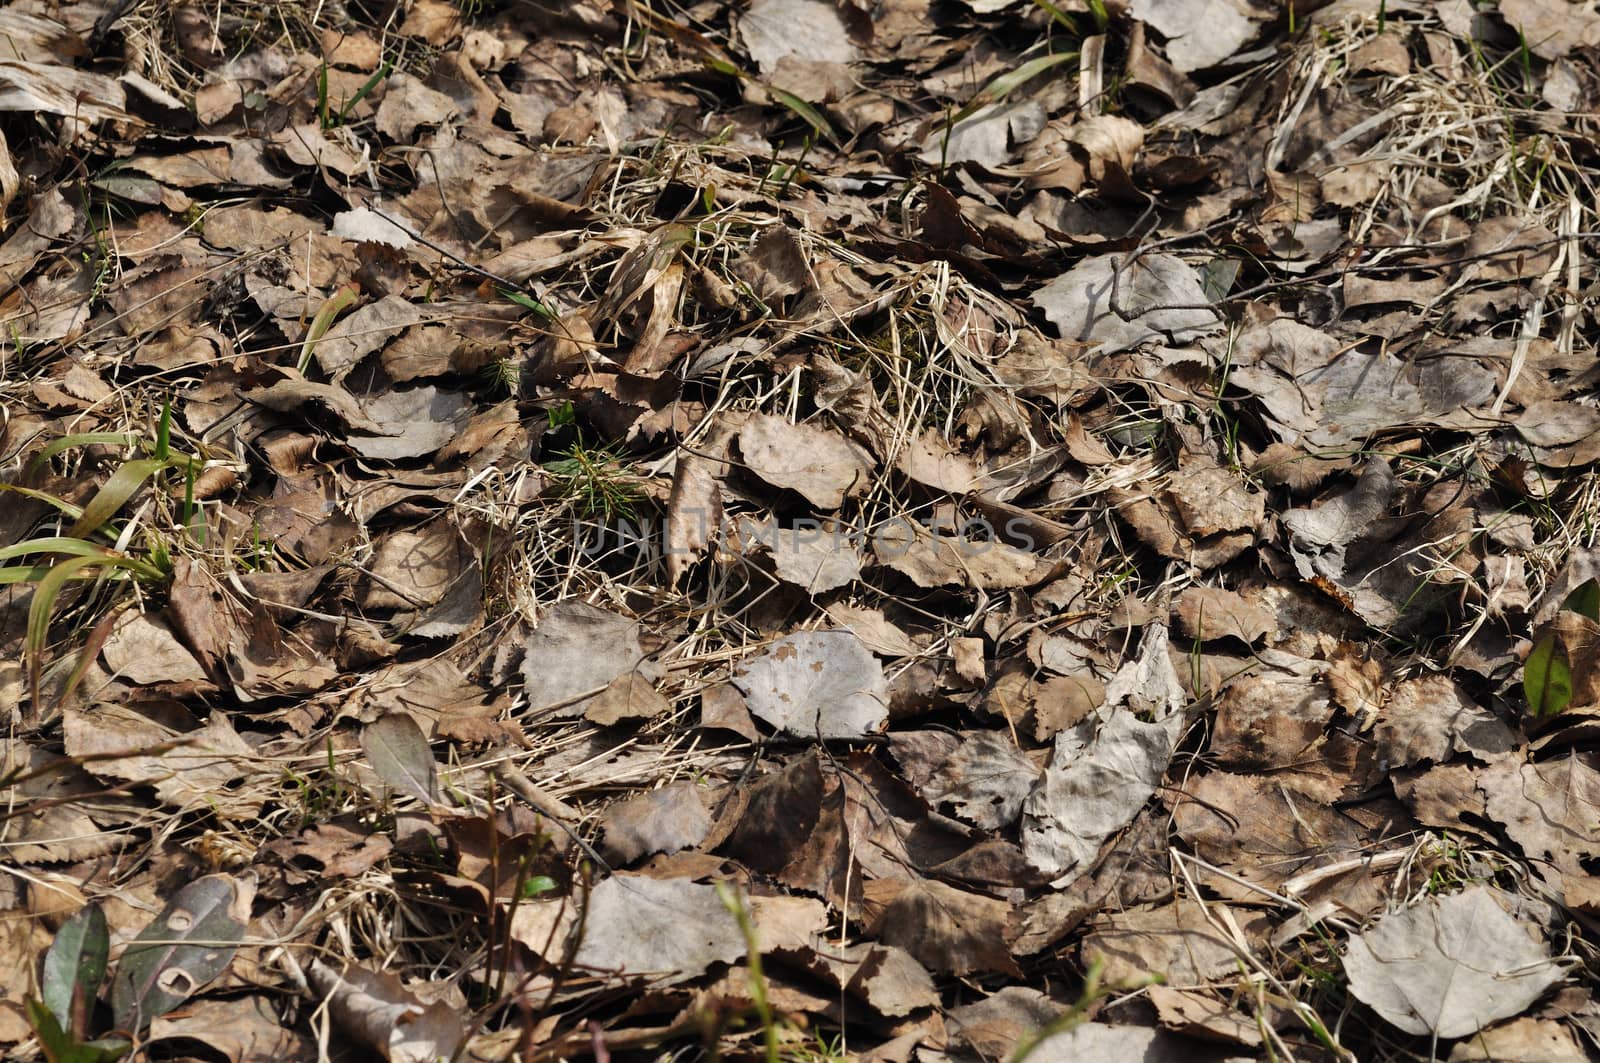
[1021,625,1185,884]
[1342,887,1563,1038]
[306,960,465,1063]
[111,873,254,1032]
[732,630,889,739]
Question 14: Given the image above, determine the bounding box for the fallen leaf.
[1022,625,1185,884]
[864,877,1020,977]
[738,414,874,509]
[1032,253,1221,354]
[1129,0,1260,71]
[890,730,1039,831]
[598,782,712,864]
[348,387,473,461]
[732,630,889,739]
[112,873,254,1032]
[1084,898,1267,985]
[521,602,660,718]
[307,960,465,1063]
[1342,887,1563,1038]
[585,672,671,726]
[361,713,439,806]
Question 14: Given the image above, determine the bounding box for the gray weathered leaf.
[1021,625,1185,884]
[733,630,889,739]
[361,713,439,806]
[521,602,660,718]
[1342,887,1563,1038]
[1032,253,1220,355]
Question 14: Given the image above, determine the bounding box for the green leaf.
[26,1000,129,1063]
[110,874,250,1033]
[519,875,558,899]
[1564,578,1600,622]
[42,905,109,1038]
[362,713,440,806]
[1524,633,1574,718]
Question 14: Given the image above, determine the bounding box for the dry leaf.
[738,414,874,509]
[1342,887,1563,1038]
[732,630,889,739]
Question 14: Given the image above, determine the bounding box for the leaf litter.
[2,0,1600,1059]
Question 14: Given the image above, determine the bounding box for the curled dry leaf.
[307,960,465,1063]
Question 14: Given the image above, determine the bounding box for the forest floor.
[4,0,1600,1060]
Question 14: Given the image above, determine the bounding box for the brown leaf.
[738,414,874,509]
[864,877,1020,977]
[307,960,465,1063]
[1083,898,1268,985]
[1375,676,1516,768]
[1172,771,1370,896]
[1173,586,1277,645]
[599,782,712,864]
[1482,755,1600,875]
[585,673,671,726]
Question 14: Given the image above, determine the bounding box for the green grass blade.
[28,554,107,703]
[955,50,1078,123]
[67,458,172,540]
[0,484,85,523]
[297,283,360,372]
[25,433,140,479]
[0,538,116,564]
[339,60,394,122]
[767,86,837,145]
